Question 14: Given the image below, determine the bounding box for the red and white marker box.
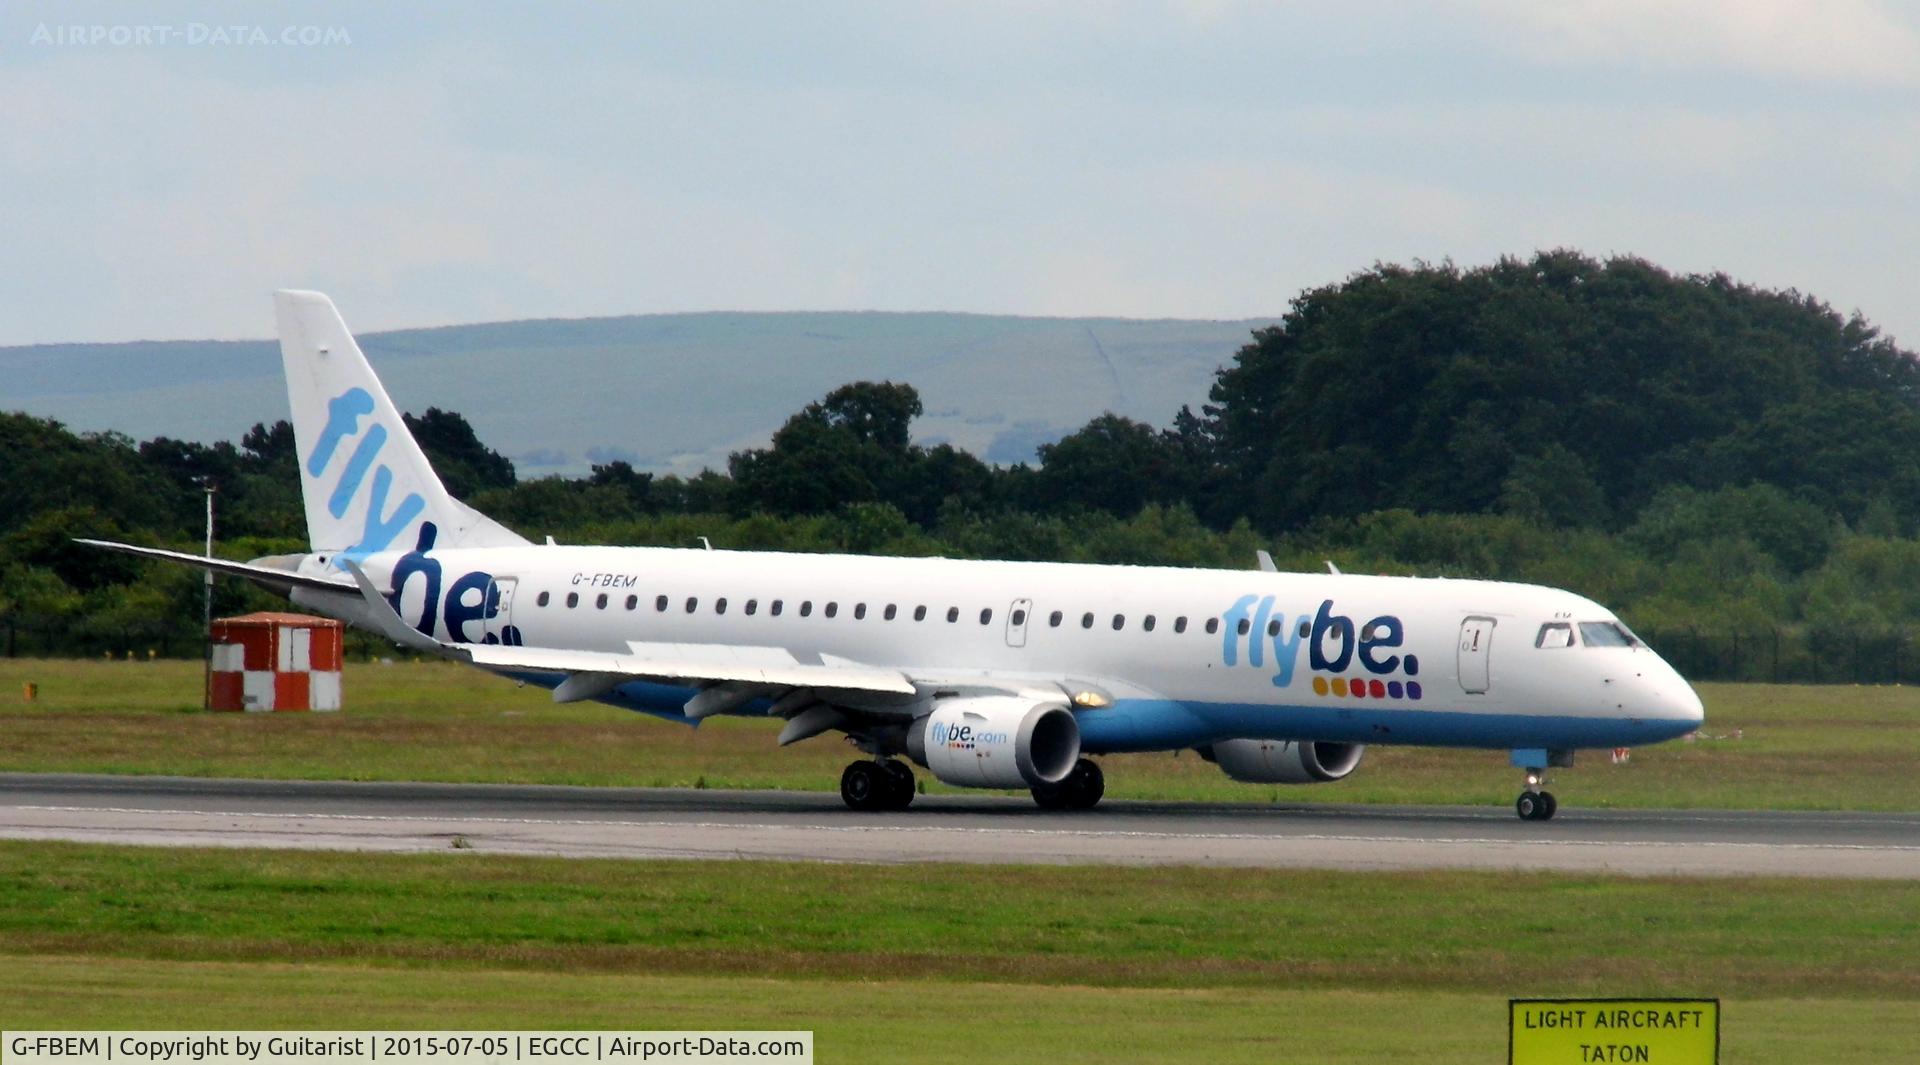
[208,612,344,711]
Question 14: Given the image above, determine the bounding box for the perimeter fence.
[1633,628,1920,685]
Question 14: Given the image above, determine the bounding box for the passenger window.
[566,592,579,608]
[825,602,839,618]
[1206,618,1220,635]
[656,595,669,611]
[800,601,813,617]
[1112,614,1125,630]
[1012,608,1027,626]
[745,599,758,616]
[1173,616,1187,633]
[1049,610,1063,627]
[1081,612,1095,629]
[1536,623,1573,649]
[625,595,638,610]
[980,608,993,625]
[1236,618,1250,635]
[537,591,551,607]
[946,607,960,623]
[1143,615,1156,632]
[884,604,897,621]
[715,597,728,615]
[685,597,698,613]
[1299,620,1311,638]
[596,593,608,609]
[913,605,927,621]
[854,603,867,620]
[771,600,784,616]
[1266,618,1280,636]
[1578,621,1637,647]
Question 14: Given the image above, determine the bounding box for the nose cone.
[1644,659,1705,736]
[1669,674,1705,725]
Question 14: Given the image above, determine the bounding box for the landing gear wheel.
[1032,758,1105,810]
[1516,791,1542,820]
[880,759,916,811]
[1516,790,1558,821]
[841,761,886,811]
[1064,758,1104,810]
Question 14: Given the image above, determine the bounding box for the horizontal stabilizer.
[76,539,351,594]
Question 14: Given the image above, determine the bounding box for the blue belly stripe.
[1082,697,1696,752]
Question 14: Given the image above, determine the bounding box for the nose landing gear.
[1516,770,1558,821]
[1510,750,1570,821]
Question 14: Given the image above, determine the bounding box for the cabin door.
[1457,616,1495,694]
[484,577,519,645]
[1005,598,1033,648]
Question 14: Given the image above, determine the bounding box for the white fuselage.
[304,543,1705,753]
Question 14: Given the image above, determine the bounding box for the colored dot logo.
[1312,676,1420,700]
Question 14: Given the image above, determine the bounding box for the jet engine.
[907,696,1080,789]
[1198,739,1364,784]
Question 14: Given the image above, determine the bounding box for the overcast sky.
[3,1,1917,347]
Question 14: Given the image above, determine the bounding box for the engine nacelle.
[1199,739,1364,784]
[908,697,1080,789]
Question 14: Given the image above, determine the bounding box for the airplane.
[82,291,1706,821]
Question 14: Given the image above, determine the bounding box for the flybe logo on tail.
[308,387,426,563]
[1221,597,1423,700]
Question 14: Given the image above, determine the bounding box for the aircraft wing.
[76,539,352,594]
[339,560,917,703]
[460,642,918,696]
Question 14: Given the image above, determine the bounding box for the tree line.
[9,250,1920,665]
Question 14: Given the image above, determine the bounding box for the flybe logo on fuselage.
[384,522,523,646]
[307,386,427,564]
[1222,597,1423,700]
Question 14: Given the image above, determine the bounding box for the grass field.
[8,958,1914,1065]
[3,661,1916,1062]
[2,842,1916,1062]
[2,657,1916,809]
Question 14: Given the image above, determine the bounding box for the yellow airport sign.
[1510,999,1718,1064]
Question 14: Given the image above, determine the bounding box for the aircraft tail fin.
[273,290,528,559]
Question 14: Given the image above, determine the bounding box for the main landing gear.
[839,757,1108,812]
[1031,758,1105,810]
[1516,770,1558,821]
[841,759,916,812]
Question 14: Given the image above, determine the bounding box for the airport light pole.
[202,480,216,710]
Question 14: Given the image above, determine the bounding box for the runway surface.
[3,772,1916,878]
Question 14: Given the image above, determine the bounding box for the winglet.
[1255,550,1278,573]
[340,559,451,655]
[1326,559,1342,575]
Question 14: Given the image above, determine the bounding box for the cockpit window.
[1578,621,1638,647]
[1535,622,1574,649]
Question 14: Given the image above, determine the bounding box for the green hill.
[0,311,1268,476]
